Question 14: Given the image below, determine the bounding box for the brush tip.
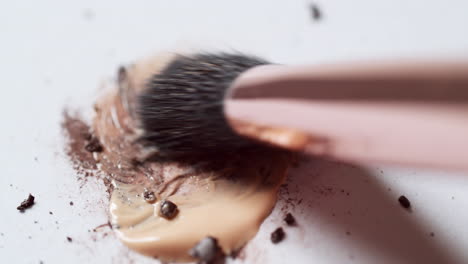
[137,52,270,157]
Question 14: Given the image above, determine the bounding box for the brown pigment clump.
[17,194,35,212]
[270,227,285,244]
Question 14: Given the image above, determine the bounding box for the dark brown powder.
[17,194,35,212]
[398,195,411,209]
[62,112,98,172]
[284,213,296,226]
[62,111,114,195]
[85,137,103,153]
[270,227,285,244]
[159,200,178,219]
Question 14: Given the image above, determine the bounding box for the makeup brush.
[137,53,468,169]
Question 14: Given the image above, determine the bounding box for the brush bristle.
[137,52,270,157]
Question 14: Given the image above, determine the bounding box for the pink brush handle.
[225,60,468,169]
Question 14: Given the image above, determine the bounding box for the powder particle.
[160,200,178,219]
[284,213,296,226]
[66,236,73,242]
[271,227,285,244]
[310,3,322,21]
[398,195,411,209]
[17,194,35,212]
[143,190,157,204]
[69,201,74,206]
[189,236,226,264]
[85,137,103,153]
[49,211,53,215]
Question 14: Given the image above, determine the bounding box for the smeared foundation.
[89,53,291,262]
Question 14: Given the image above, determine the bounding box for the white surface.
[1,0,468,263]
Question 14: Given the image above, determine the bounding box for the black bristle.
[138,53,270,157]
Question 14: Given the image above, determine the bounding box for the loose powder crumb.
[159,200,178,219]
[398,195,411,209]
[284,213,296,226]
[67,236,73,242]
[84,137,103,153]
[143,190,157,204]
[310,3,322,21]
[17,194,35,212]
[271,227,285,244]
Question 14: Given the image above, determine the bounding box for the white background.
[1,0,468,263]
